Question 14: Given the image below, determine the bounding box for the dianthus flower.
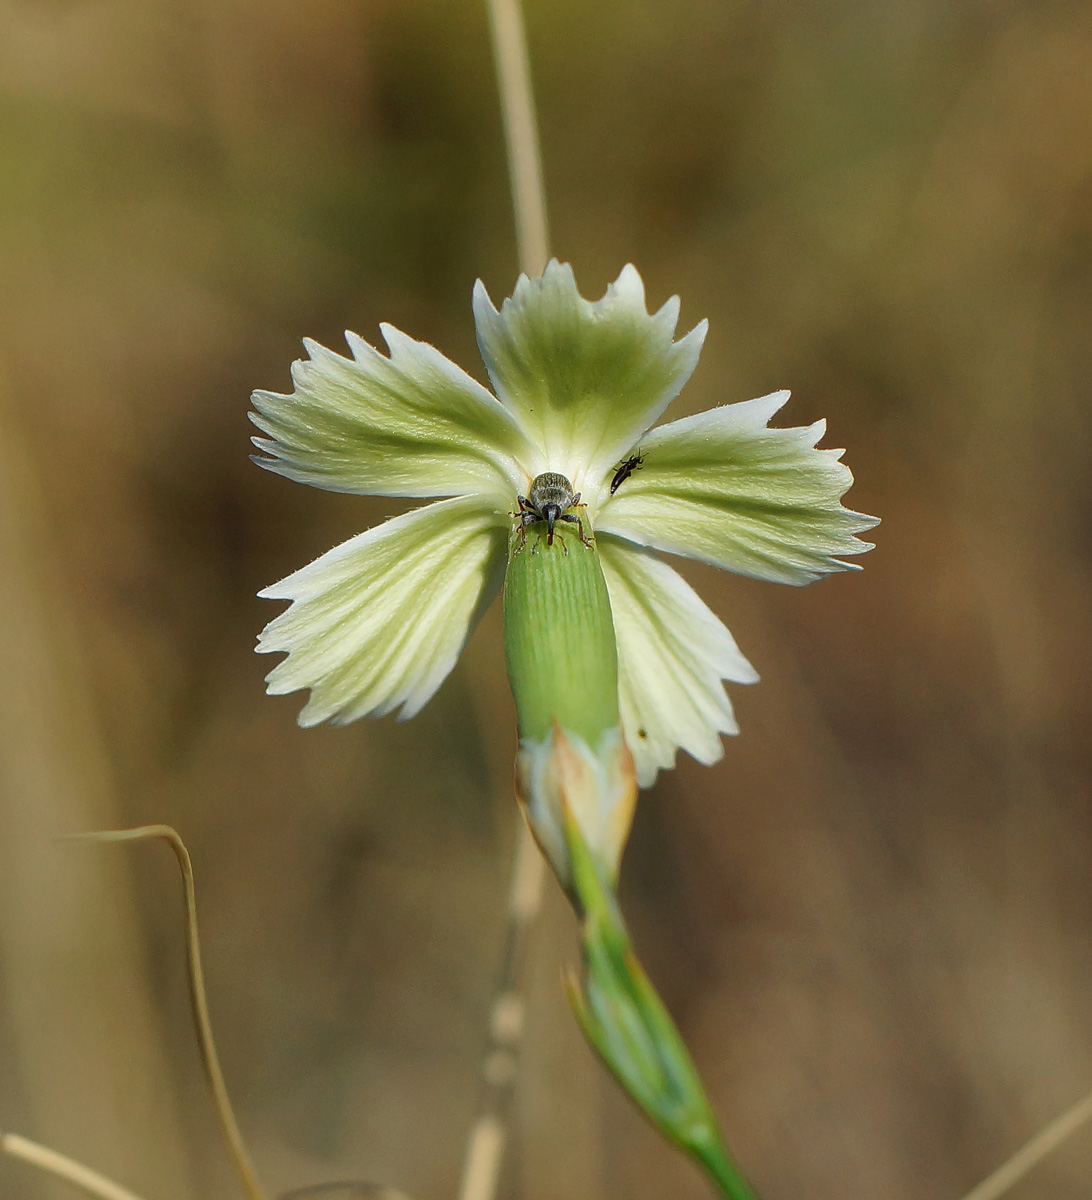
[252,261,876,880]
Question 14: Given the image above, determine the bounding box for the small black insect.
[610,451,644,494]
[514,471,594,553]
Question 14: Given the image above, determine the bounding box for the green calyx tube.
[502,520,619,747]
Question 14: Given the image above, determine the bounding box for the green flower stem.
[563,807,761,1200]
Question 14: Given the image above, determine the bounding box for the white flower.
[252,262,877,787]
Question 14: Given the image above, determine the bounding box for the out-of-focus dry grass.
[1,2,1091,1198]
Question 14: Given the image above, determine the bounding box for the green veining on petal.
[473,262,705,485]
[250,326,535,504]
[598,394,878,585]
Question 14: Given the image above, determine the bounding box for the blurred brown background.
[1,1,1091,1198]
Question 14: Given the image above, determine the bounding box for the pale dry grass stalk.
[1,1133,151,1200]
[485,0,550,278]
[456,830,545,1200]
[454,4,552,1198]
[957,1091,1092,1200]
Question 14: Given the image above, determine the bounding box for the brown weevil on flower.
[515,471,594,553]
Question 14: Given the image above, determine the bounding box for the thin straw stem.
[64,826,268,1200]
[1,1132,151,1200]
[456,8,550,1197]
[456,827,545,1200]
[484,0,550,276]
[958,1091,1092,1200]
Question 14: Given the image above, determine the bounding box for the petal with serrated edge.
[473,261,705,499]
[258,496,506,724]
[598,536,758,788]
[251,326,537,508]
[598,391,879,585]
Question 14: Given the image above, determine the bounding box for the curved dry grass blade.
[63,825,268,1200]
[959,1091,1092,1200]
[1,1132,151,1200]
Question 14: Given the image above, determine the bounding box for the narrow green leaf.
[562,809,761,1200]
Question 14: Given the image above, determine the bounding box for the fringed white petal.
[598,536,758,788]
[251,326,536,508]
[258,496,506,724]
[598,391,879,585]
[473,260,705,502]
